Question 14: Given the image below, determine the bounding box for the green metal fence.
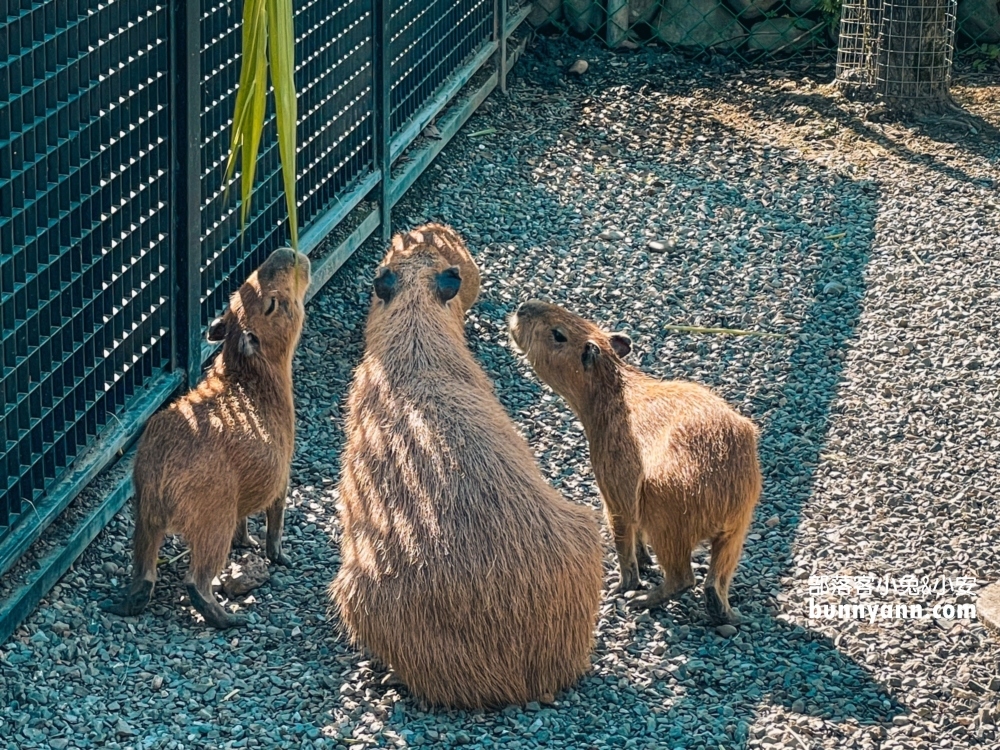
[0,0,530,644]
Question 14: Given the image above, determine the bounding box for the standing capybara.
[330,227,603,709]
[379,222,480,313]
[102,249,311,629]
[510,300,761,625]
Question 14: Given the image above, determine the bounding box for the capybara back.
[331,227,602,708]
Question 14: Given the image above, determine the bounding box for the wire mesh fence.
[0,0,175,571]
[0,0,518,608]
[199,0,378,332]
[527,0,1000,59]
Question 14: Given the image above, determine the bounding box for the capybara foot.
[186,583,246,629]
[101,580,154,617]
[636,544,655,572]
[232,523,260,550]
[627,580,693,610]
[267,550,292,567]
[381,671,406,688]
[265,535,290,567]
[705,585,738,625]
[615,563,641,594]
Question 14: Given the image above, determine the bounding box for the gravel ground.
[2,39,999,750]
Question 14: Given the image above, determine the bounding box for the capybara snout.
[512,300,761,626]
[207,249,311,361]
[102,247,309,630]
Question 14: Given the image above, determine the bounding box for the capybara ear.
[610,333,632,358]
[374,266,396,303]
[582,340,600,371]
[435,266,462,304]
[207,317,227,342]
[239,330,260,357]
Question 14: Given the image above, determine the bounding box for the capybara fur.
[510,300,761,625]
[380,222,480,313]
[330,227,603,709]
[102,249,311,629]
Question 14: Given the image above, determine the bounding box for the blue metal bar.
[299,171,382,258]
[376,0,393,243]
[174,0,204,389]
[305,208,383,302]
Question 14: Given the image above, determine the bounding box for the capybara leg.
[185,529,246,630]
[705,530,746,625]
[635,531,655,572]
[232,517,260,550]
[627,562,695,610]
[265,497,290,566]
[629,531,695,610]
[102,502,165,617]
[610,514,640,594]
[381,671,406,688]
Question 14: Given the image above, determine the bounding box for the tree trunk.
[875,0,956,114]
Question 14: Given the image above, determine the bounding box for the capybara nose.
[516,300,546,319]
[294,252,312,282]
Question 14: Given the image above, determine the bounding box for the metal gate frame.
[0,0,530,645]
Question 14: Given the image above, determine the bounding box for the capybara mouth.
[293,252,312,293]
[507,313,526,354]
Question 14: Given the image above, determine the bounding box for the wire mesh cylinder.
[836,0,958,109]
[837,0,884,87]
[876,0,957,102]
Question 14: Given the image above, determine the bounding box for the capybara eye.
[552,328,567,343]
[265,297,277,315]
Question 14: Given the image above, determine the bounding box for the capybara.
[330,227,603,709]
[102,249,311,629]
[510,300,761,625]
[380,222,480,313]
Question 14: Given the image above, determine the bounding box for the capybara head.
[379,223,480,313]
[207,248,311,368]
[368,227,478,332]
[510,299,632,406]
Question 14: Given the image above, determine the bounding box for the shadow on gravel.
[731,86,999,186]
[263,41,909,749]
[396,46,908,746]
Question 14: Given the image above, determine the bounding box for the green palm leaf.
[225,0,299,250]
[266,0,298,250]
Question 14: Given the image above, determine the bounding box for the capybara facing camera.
[330,225,603,709]
[102,248,311,629]
[510,300,761,626]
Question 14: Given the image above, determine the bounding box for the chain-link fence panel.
[526,0,1000,58]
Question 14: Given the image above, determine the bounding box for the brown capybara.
[102,249,311,629]
[510,300,761,626]
[379,222,480,313]
[330,227,603,709]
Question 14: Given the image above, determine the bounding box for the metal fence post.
[375,0,392,243]
[172,0,204,387]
